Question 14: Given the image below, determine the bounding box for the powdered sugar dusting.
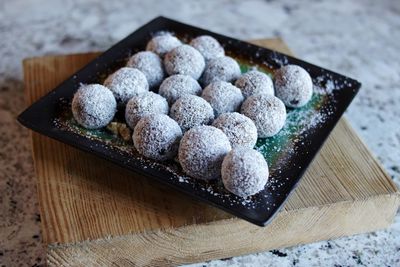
[71,84,117,129]
[201,56,241,86]
[164,44,205,79]
[235,70,274,98]
[241,94,287,138]
[170,95,214,132]
[103,67,149,105]
[126,51,165,88]
[212,112,257,149]
[133,114,182,161]
[222,147,269,198]
[274,64,313,108]
[178,125,231,180]
[159,74,202,105]
[190,35,225,61]
[201,81,244,117]
[125,91,169,129]
[146,33,182,57]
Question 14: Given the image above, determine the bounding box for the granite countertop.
[0,0,399,266]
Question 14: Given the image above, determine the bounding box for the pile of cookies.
[71,32,313,198]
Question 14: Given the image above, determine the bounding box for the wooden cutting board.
[23,38,399,266]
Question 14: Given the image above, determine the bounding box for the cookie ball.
[201,56,241,86]
[179,125,231,180]
[170,95,214,132]
[126,51,165,88]
[133,114,182,161]
[72,84,117,129]
[212,112,257,149]
[241,94,286,138]
[125,92,169,129]
[222,147,269,197]
[146,33,182,57]
[201,81,244,117]
[190,35,224,61]
[164,45,206,80]
[103,67,149,105]
[235,70,274,98]
[159,74,202,105]
[274,64,313,108]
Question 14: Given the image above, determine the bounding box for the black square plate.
[18,17,361,226]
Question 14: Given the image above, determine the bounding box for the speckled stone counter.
[0,0,399,266]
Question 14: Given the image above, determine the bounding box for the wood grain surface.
[23,38,399,266]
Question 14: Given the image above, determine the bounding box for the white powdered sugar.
[235,70,274,98]
[201,56,241,86]
[71,84,117,129]
[178,125,231,180]
[221,147,269,198]
[103,67,149,105]
[169,95,214,132]
[133,114,182,161]
[212,112,258,149]
[126,51,165,88]
[190,35,225,61]
[241,94,287,138]
[125,92,169,129]
[274,64,313,108]
[164,44,206,79]
[201,81,244,117]
[146,33,182,57]
[158,74,202,105]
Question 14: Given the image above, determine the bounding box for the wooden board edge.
[339,119,399,194]
[22,59,54,245]
[45,194,399,266]
[29,134,52,246]
[22,51,102,66]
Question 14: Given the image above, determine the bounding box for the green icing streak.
[58,110,129,147]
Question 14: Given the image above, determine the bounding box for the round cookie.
[178,125,231,180]
[201,56,241,86]
[164,45,206,80]
[274,64,313,108]
[133,114,182,161]
[159,74,202,105]
[103,67,149,105]
[212,112,257,148]
[201,81,244,117]
[146,33,182,57]
[222,147,269,197]
[190,35,224,61]
[126,51,165,88]
[72,84,117,129]
[125,92,169,129]
[169,95,214,132]
[235,70,274,98]
[241,94,286,138]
